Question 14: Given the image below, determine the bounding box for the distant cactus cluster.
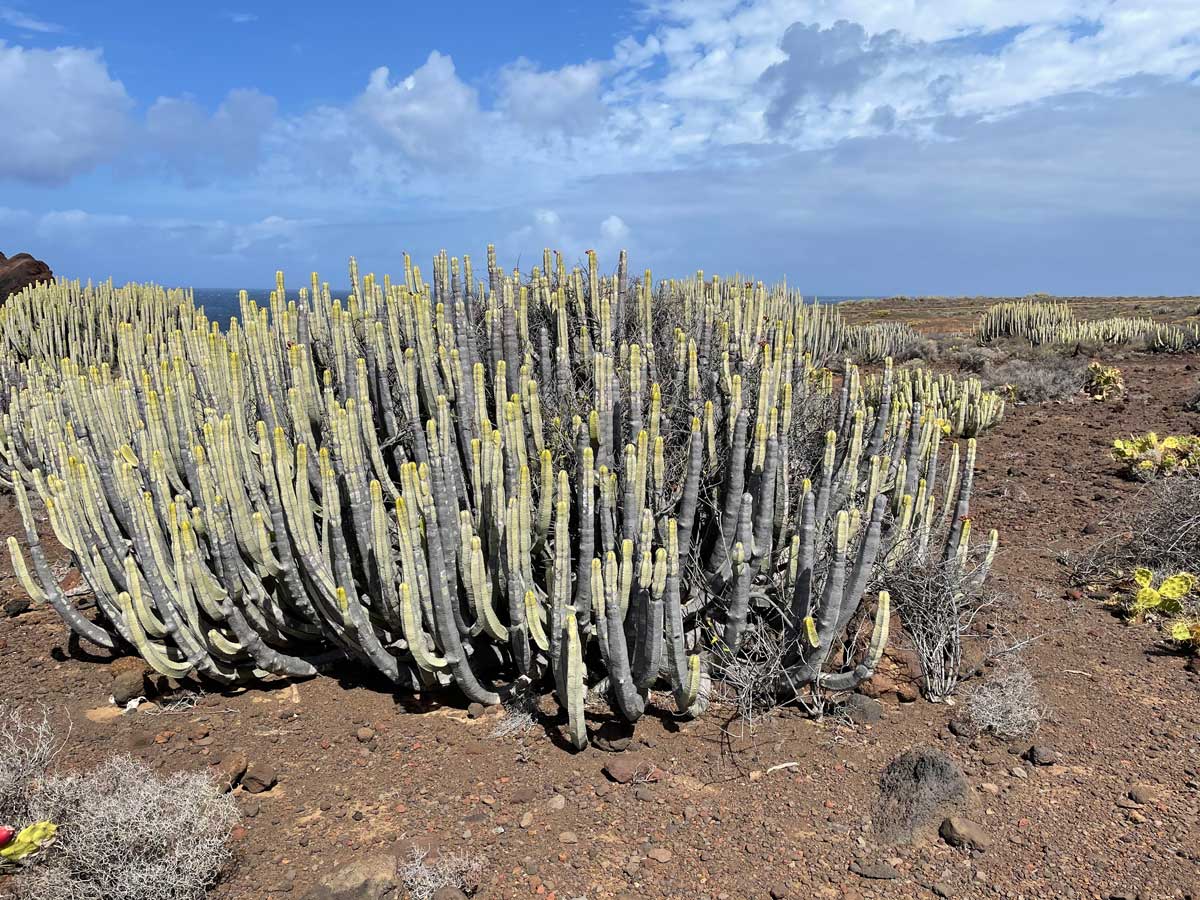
[844,321,925,363]
[975,299,1200,351]
[1,249,996,745]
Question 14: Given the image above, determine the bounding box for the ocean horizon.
[190,288,875,323]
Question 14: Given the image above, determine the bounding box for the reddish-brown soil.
[1,313,1199,899]
[839,295,1200,336]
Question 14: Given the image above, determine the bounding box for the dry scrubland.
[0,251,1198,900]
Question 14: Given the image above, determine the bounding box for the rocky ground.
[1,314,1198,899]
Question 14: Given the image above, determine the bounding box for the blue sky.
[2,1,1198,294]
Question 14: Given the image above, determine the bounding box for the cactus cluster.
[864,366,1004,439]
[1111,432,1200,479]
[844,322,924,363]
[2,249,994,744]
[976,299,1199,351]
[1083,363,1125,401]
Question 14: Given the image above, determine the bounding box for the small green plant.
[1084,362,1124,401]
[1114,568,1200,656]
[1122,568,1196,619]
[1111,433,1200,479]
[1168,614,1200,654]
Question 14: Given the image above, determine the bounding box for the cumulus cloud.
[497,59,607,133]
[356,52,481,166]
[0,42,132,183]
[760,21,914,131]
[146,88,278,180]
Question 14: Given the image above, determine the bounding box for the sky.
[1,1,1198,294]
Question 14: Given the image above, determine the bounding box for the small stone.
[467,702,486,719]
[1128,785,1157,805]
[431,889,467,900]
[111,670,149,705]
[519,811,533,828]
[1082,522,1100,535]
[242,762,278,794]
[939,817,992,852]
[547,793,566,811]
[849,859,900,880]
[842,694,882,724]
[932,883,954,898]
[646,847,672,863]
[603,754,656,784]
[355,727,376,743]
[979,783,1000,796]
[948,717,975,738]
[559,831,578,844]
[1009,767,1027,779]
[3,598,30,618]
[302,852,397,899]
[1025,745,1056,766]
[592,719,635,752]
[212,752,249,793]
[895,682,920,703]
[769,885,791,900]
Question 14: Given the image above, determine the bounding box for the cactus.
[2,250,997,743]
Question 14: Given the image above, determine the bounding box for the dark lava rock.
[1025,745,1057,766]
[842,694,883,724]
[111,669,149,705]
[593,719,636,752]
[850,859,901,880]
[242,762,278,794]
[0,251,53,301]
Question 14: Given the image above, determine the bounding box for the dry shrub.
[20,755,239,900]
[1186,383,1200,413]
[1075,475,1200,579]
[884,545,996,701]
[964,661,1043,739]
[984,354,1086,402]
[709,622,801,733]
[398,848,483,900]
[0,704,59,826]
[874,746,968,844]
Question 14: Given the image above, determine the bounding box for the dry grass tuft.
[964,661,1044,739]
[397,848,483,900]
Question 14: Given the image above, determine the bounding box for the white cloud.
[497,59,607,133]
[224,12,258,24]
[146,88,278,179]
[0,5,62,33]
[356,52,480,166]
[600,215,630,241]
[0,42,131,183]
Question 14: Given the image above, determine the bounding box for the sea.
[190,288,875,325]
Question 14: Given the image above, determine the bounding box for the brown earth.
[840,295,1200,336]
[1,305,1199,900]
[0,252,53,301]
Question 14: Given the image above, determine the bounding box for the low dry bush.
[398,848,483,900]
[1076,475,1200,579]
[0,704,59,826]
[984,354,1086,402]
[0,706,239,900]
[964,661,1043,739]
[884,543,998,701]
